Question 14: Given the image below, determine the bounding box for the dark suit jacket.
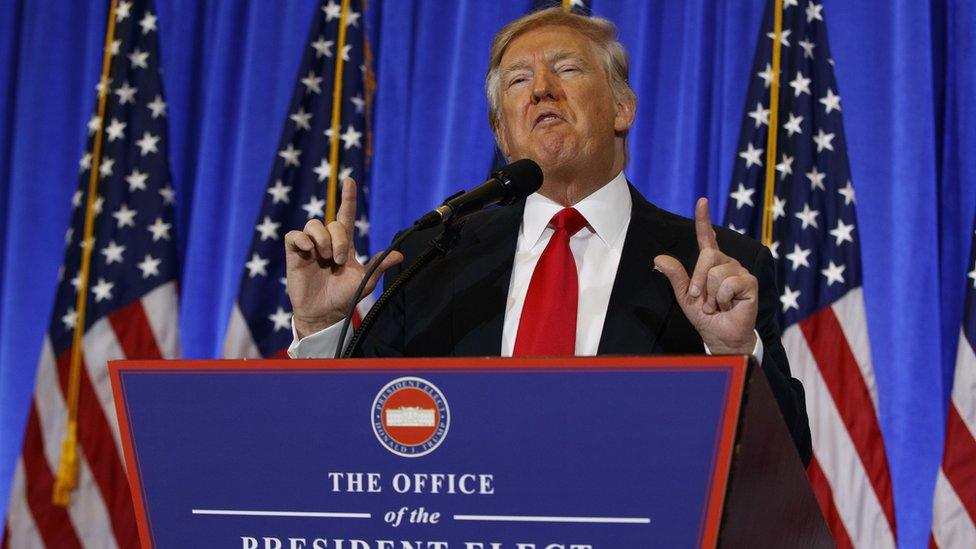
[359,185,813,464]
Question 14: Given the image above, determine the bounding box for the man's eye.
[508,77,527,87]
[558,66,579,74]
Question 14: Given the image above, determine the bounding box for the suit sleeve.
[753,244,813,466]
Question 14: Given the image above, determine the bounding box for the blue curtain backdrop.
[1,1,973,545]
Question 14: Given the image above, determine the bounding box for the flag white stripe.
[784,325,896,549]
[356,293,376,319]
[33,339,118,548]
[5,460,44,548]
[932,468,976,548]
[141,282,181,359]
[34,342,70,476]
[831,288,880,413]
[951,330,976,435]
[69,454,119,549]
[223,304,262,358]
[82,318,127,461]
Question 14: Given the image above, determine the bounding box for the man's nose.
[531,72,560,103]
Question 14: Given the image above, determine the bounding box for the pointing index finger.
[695,197,718,250]
[337,177,357,239]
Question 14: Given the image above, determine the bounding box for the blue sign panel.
[111,357,745,548]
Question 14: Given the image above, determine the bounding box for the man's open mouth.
[534,111,564,127]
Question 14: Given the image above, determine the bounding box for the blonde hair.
[485,7,635,127]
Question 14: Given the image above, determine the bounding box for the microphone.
[414,158,543,229]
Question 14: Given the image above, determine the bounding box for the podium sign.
[110,357,749,548]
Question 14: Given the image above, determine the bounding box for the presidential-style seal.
[372,376,450,458]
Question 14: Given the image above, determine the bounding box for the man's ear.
[613,91,637,133]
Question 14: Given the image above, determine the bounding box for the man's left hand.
[654,198,758,355]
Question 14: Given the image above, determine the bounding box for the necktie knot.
[551,207,588,236]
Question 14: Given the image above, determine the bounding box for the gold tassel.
[52,420,79,506]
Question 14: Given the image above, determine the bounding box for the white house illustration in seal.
[372,376,450,457]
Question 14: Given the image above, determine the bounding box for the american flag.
[930,218,976,547]
[723,1,896,547]
[2,0,180,546]
[223,0,374,359]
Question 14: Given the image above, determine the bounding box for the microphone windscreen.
[493,158,543,205]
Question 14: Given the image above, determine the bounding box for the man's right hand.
[284,177,403,339]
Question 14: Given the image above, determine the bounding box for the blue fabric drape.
[1,1,973,545]
[941,1,976,393]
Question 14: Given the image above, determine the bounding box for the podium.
[110,356,831,548]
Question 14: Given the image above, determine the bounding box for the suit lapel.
[446,202,524,356]
[438,187,685,356]
[598,186,682,355]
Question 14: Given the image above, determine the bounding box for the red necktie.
[513,207,588,356]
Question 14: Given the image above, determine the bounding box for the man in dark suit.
[284,8,812,463]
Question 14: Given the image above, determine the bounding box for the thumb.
[376,250,405,273]
[654,254,691,300]
[363,251,405,293]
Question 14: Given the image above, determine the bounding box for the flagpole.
[761,0,783,247]
[325,0,352,223]
[53,0,120,507]
[362,1,375,163]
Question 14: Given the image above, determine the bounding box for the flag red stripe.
[807,455,854,549]
[941,404,976,523]
[269,348,291,359]
[800,307,897,533]
[55,350,138,548]
[108,300,163,359]
[20,404,83,548]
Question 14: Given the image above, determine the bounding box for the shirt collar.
[521,171,632,248]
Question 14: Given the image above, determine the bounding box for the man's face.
[493,25,634,179]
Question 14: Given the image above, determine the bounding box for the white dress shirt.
[289,171,761,360]
[501,170,631,356]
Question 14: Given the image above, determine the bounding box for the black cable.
[341,223,463,358]
[333,227,416,359]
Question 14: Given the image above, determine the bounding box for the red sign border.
[109,355,747,549]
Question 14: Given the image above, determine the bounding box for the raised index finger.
[695,197,718,250]
[336,177,357,239]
